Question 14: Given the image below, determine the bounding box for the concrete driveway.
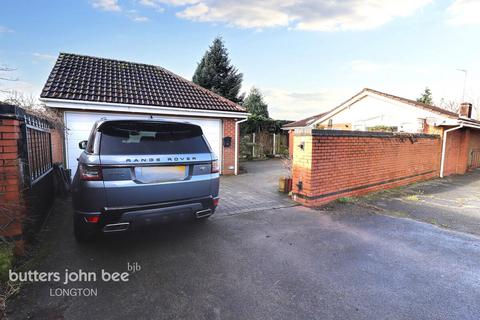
[216,159,296,216]
[7,167,480,320]
[341,169,480,237]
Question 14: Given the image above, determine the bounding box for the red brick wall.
[222,119,237,175]
[0,119,26,253]
[292,130,441,207]
[51,128,64,164]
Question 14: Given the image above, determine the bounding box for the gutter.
[234,118,248,175]
[281,126,305,131]
[40,97,248,119]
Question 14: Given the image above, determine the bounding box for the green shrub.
[0,244,14,282]
[337,197,356,204]
[366,125,398,132]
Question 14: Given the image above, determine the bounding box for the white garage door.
[64,111,222,174]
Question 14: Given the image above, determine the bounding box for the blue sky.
[1,0,479,120]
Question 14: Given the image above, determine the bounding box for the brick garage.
[40,53,247,176]
[291,130,442,207]
[443,128,480,176]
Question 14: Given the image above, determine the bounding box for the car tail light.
[84,215,100,223]
[213,197,220,207]
[211,160,219,173]
[79,165,103,181]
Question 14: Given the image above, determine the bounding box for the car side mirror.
[79,140,88,150]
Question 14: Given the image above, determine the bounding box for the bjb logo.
[127,262,141,274]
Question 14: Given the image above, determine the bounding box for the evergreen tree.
[417,87,433,105]
[243,87,269,118]
[193,37,243,103]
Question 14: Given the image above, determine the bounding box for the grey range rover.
[71,118,220,241]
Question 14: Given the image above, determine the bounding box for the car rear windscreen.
[98,121,210,155]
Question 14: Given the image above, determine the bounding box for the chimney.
[459,102,472,118]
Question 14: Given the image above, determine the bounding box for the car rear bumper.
[74,196,218,233]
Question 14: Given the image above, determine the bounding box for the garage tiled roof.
[41,53,246,113]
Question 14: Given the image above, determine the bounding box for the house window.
[417,118,426,133]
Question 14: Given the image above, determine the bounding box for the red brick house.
[40,53,248,175]
[284,88,480,178]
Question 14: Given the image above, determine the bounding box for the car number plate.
[134,166,187,183]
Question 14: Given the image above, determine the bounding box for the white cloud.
[32,53,57,61]
[137,0,165,12]
[91,1,150,22]
[0,26,13,33]
[294,0,432,31]
[131,15,150,22]
[126,10,150,22]
[350,60,393,73]
[173,0,432,31]
[447,0,480,26]
[91,0,121,12]
[261,87,345,120]
[91,0,432,30]
[138,0,158,6]
[153,0,199,5]
[137,0,198,10]
[177,2,291,29]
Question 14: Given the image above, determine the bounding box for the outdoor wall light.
[297,181,303,191]
[298,141,305,150]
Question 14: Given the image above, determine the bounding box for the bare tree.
[0,65,18,81]
[0,65,18,93]
[439,95,480,120]
[439,98,459,113]
[1,90,64,128]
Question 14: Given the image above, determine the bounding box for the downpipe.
[234,118,248,175]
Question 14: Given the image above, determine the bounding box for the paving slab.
[216,159,296,217]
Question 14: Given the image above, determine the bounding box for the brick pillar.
[288,130,294,159]
[51,127,65,164]
[291,133,313,206]
[0,119,26,254]
[222,119,237,175]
